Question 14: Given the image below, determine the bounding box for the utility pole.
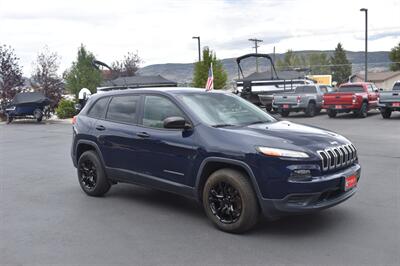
[360,8,368,81]
[249,38,263,72]
[192,36,201,62]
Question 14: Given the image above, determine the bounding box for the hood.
[217,121,350,154]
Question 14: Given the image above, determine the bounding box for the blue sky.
[1,0,399,75]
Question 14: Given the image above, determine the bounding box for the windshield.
[295,85,316,93]
[178,92,276,126]
[338,85,364,93]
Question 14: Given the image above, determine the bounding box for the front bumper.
[259,163,361,219]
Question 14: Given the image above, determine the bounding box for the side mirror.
[374,89,379,93]
[379,88,384,91]
[163,116,191,129]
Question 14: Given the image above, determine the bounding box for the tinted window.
[178,93,276,126]
[319,86,328,93]
[106,95,140,124]
[295,86,316,93]
[338,86,364,92]
[143,96,184,128]
[393,83,400,91]
[87,97,109,119]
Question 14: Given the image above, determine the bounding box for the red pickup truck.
[323,82,379,118]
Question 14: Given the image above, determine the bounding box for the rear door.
[94,94,144,177]
[367,84,379,107]
[133,94,199,185]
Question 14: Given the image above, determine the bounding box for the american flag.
[205,63,213,91]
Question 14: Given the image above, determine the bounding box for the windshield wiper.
[212,123,236,128]
[246,120,269,125]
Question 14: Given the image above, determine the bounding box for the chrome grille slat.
[317,144,357,172]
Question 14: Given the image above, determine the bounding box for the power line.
[248,38,263,72]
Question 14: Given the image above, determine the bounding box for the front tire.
[305,102,316,117]
[6,113,13,124]
[33,108,43,122]
[381,108,392,119]
[202,169,259,233]
[77,150,111,196]
[280,110,290,117]
[358,102,368,118]
[328,109,337,118]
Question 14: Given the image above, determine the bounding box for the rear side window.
[142,96,184,128]
[320,86,328,93]
[295,86,316,93]
[87,97,109,119]
[338,86,364,93]
[106,95,140,124]
[394,83,400,91]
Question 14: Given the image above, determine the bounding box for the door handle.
[96,125,106,131]
[136,132,150,138]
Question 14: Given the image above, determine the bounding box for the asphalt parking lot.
[1,110,399,265]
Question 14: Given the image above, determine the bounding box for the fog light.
[289,169,312,181]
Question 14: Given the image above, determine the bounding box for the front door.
[134,95,199,185]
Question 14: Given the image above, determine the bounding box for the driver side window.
[142,95,184,128]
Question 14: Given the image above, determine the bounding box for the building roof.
[354,71,400,82]
[101,75,177,88]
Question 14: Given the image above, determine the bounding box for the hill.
[137,50,390,85]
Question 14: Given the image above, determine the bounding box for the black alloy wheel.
[208,181,242,224]
[79,160,97,191]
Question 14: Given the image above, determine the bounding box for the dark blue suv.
[71,88,361,233]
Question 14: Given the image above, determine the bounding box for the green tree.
[306,53,331,74]
[64,44,102,97]
[192,47,227,89]
[389,42,400,71]
[330,43,352,84]
[276,50,302,70]
[0,44,23,103]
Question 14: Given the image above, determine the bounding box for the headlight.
[257,146,309,158]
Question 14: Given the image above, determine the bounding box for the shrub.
[56,99,76,119]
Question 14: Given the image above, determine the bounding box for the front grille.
[317,144,357,172]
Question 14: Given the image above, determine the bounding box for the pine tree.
[192,47,227,89]
[330,43,352,84]
[0,44,23,104]
[64,44,102,97]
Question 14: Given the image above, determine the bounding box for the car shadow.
[106,184,354,235]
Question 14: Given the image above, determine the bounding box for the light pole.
[249,38,263,72]
[192,36,201,62]
[360,8,368,82]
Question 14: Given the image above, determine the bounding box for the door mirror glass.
[163,116,189,129]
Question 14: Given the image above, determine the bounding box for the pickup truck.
[322,82,379,118]
[378,81,400,118]
[272,85,327,117]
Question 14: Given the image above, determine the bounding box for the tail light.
[297,96,301,104]
[322,99,325,105]
[352,95,357,104]
[72,116,77,125]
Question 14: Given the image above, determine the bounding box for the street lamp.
[360,8,368,82]
[192,36,201,62]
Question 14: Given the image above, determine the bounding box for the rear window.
[338,86,364,93]
[106,95,140,124]
[87,97,109,119]
[295,86,316,93]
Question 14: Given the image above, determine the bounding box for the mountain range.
[137,50,390,85]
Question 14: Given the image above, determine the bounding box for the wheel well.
[197,161,254,200]
[76,143,96,163]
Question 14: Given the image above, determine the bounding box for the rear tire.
[358,102,368,118]
[280,110,290,117]
[381,108,392,119]
[305,102,316,117]
[202,169,259,233]
[77,150,111,197]
[6,113,13,124]
[33,108,43,122]
[327,109,337,118]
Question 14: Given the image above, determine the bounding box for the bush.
[56,99,76,119]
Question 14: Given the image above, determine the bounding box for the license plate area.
[283,104,289,109]
[335,105,342,109]
[392,102,400,107]
[344,174,357,191]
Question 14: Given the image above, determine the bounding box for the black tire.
[280,110,290,117]
[328,109,337,118]
[381,108,392,119]
[202,168,259,233]
[305,102,316,117]
[33,108,43,121]
[77,150,111,197]
[358,102,368,118]
[6,113,13,124]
